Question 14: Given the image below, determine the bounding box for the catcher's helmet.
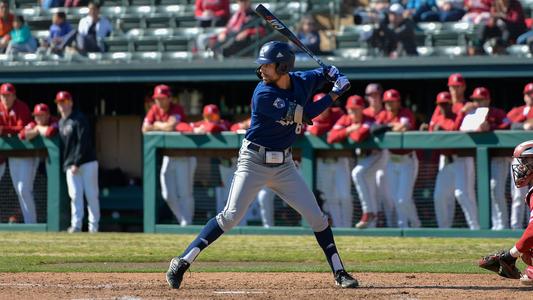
[255,41,295,75]
[512,140,533,188]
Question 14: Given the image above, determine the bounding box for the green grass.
[0,232,525,273]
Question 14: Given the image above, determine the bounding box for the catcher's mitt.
[479,250,521,279]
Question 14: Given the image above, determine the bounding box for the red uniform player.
[178,104,230,133]
[19,103,59,140]
[479,140,533,285]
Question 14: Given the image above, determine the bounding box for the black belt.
[247,142,291,156]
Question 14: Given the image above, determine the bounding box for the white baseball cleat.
[520,274,533,286]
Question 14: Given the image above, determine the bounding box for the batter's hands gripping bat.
[255,4,327,69]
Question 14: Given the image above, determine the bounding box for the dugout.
[1,55,533,234]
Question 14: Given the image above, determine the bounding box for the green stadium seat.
[132,51,163,62]
[507,44,532,57]
[416,46,435,57]
[33,30,50,40]
[333,47,368,59]
[15,0,38,8]
[336,24,374,49]
[434,45,467,57]
[15,7,41,18]
[162,51,193,61]
[105,36,133,52]
[101,6,128,19]
[107,51,133,62]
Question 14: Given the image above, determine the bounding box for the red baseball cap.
[436,91,452,104]
[0,83,16,95]
[448,73,465,87]
[346,95,365,110]
[203,104,220,116]
[524,83,533,95]
[55,91,72,102]
[313,93,326,102]
[470,87,491,100]
[33,103,50,115]
[383,89,401,102]
[152,84,171,99]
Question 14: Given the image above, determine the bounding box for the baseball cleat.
[520,274,533,286]
[166,257,190,289]
[67,226,81,233]
[334,270,359,288]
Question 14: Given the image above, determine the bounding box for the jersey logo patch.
[273,98,285,109]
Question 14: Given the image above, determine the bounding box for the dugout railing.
[0,136,68,231]
[143,131,533,237]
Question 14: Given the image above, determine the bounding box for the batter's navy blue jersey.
[245,68,333,150]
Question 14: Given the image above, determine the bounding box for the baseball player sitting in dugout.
[165,41,358,289]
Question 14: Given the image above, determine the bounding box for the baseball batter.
[455,87,511,230]
[143,85,195,226]
[430,91,479,230]
[327,95,375,228]
[166,41,357,289]
[376,89,421,228]
[56,91,100,233]
[0,83,36,224]
[307,93,351,227]
[479,140,533,285]
[507,82,533,229]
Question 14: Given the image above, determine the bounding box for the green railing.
[143,131,533,233]
[0,136,68,231]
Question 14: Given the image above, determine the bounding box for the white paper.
[460,107,489,132]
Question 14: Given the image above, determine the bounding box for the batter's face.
[524,93,533,106]
[0,93,15,109]
[154,96,170,110]
[449,85,465,100]
[35,114,50,126]
[258,63,281,83]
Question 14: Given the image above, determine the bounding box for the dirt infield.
[0,272,531,300]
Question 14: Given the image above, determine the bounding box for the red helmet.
[313,93,326,102]
[436,91,452,104]
[152,84,172,99]
[33,103,50,115]
[0,83,16,95]
[203,104,220,116]
[470,87,490,100]
[524,83,533,95]
[55,91,72,102]
[345,95,365,110]
[383,89,401,102]
[512,140,533,188]
[448,73,465,87]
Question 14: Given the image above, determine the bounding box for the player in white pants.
[56,91,100,233]
[455,86,511,230]
[376,89,420,228]
[0,83,37,224]
[316,157,353,227]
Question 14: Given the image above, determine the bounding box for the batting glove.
[323,65,339,83]
[331,75,351,97]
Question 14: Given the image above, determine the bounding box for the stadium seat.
[15,7,41,18]
[101,6,128,19]
[162,51,193,61]
[105,36,133,52]
[336,25,374,49]
[132,51,163,62]
[507,44,532,57]
[333,48,368,59]
[15,0,37,8]
[33,30,50,41]
[107,51,133,63]
[434,46,467,57]
[416,46,435,57]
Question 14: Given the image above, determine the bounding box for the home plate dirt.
[0,272,531,299]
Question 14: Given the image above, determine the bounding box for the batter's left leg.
[257,187,275,227]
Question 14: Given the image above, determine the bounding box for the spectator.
[211,0,265,57]
[308,93,350,228]
[429,91,480,230]
[362,83,396,227]
[454,87,511,229]
[195,0,230,28]
[142,85,196,226]
[353,0,389,25]
[506,82,533,229]
[375,89,421,228]
[65,0,88,7]
[292,15,321,59]
[0,0,14,53]
[76,1,112,55]
[0,83,36,224]
[461,0,492,25]
[6,16,38,55]
[56,90,100,233]
[41,0,64,10]
[369,4,418,57]
[327,95,375,228]
[406,0,438,22]
[40,12,74,55]
[418,0,466,22]
[474,0,527,55]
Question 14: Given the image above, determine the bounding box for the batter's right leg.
[66,167,85,232]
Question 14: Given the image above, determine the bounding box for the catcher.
[479,140,533,285]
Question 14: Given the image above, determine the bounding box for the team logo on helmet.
[273,98,285,109]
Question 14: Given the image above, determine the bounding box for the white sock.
[510,246,522,258]
[331,253,343,272]
[182,247,201,264]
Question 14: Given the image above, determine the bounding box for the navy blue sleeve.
[294,68,329,95]
[253,87,288,121]
[304,94,333,119]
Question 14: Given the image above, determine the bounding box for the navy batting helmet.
[255,41,295,75]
